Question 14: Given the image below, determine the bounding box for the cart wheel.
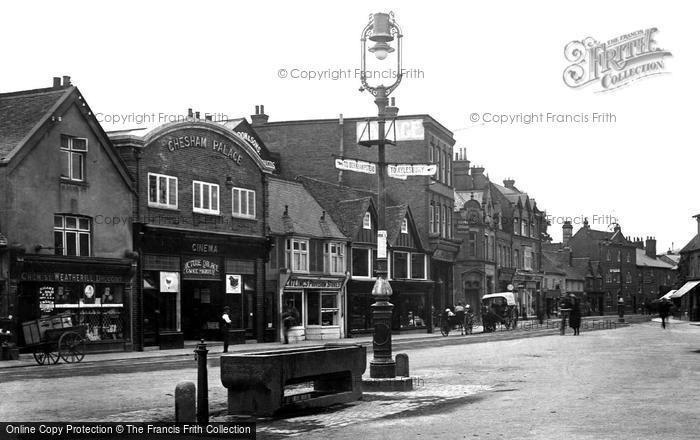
[33,348,60,365]
[59,331,85,363]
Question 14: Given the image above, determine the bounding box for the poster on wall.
[226,274,242,294]
[160,272,180,293]
[39,286,55,313]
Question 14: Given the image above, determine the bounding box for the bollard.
[194,339,209,424]
[175,381,196,422]
[395,353,409,377]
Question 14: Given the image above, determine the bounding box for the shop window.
[54,215,90,256]
[352,247,374,278]
[411,253,426,279]
[393,251,409,279]
[399,293,426,328]
[60,135,87,182]
[148,173,178,209]
[363,212,372,230]
[325,242,345,275]
[192,181,219,215]
[286,238,309,272]
[321,293,339,326]
[401,218,408,234]
[232,187,255,219]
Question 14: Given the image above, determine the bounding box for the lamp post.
[360,12,403,379]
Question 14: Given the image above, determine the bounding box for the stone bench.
[220,343,366,416]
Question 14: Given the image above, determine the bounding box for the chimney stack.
[503,178,515,189]
[645,236,656,258]
[187,108,193,118]
[562,220,573,245]
[52,77,61,88]
[195,111,200,119]
[695,214,700,236]
[251,104,269,126]
[452,147,471,190]
[471,166,485,176]
[62,75,71,86]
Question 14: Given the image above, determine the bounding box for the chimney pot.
[260,105,265,114]
[195,111,200,119]
[187,108,193,117]
[62,75,71,86]
[53,77,61,87]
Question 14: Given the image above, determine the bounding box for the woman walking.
[569,299,582,336]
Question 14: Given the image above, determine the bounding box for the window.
[468,232,477,256]
[625,272,632,284]
[445,209,451,238]
[626,252,631,263]
[393,252,409,278]
[617,250,621,262]
[447,154,452,186]
[352,248,374,277]
[325,242,345,274]
[411,253,426,279]
[232,187,255,218]
[192,181,219,215]
[606,251,611,261]
[60,135,88,181]
[513,218,519,235]
[54,215,90,256]
[435,203,441,235]
[286,238,309,272]
[363,212,372,230]
[148,173,178,209]
[429,203,435,233]
[441,150,446,182]
[524,247,533,270]
[307,291,339,326]
[441,205,447,238]
[514,249,520,269]
[401,218,408,234]
[521,219,528,237]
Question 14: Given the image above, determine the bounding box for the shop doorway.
[182,280,220,340]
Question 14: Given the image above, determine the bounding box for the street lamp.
[360,12,403,379]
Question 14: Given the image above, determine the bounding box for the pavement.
[0,314,655,369]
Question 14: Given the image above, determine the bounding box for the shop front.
[136,225,269,349]
[348,279,433,335]
[280,275,346,342]
[14,254,135,352]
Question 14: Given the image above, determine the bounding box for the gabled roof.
[680,234,700,254]
[267,177,345,239]
[386,204,425,251]
[0,86,73,162]
[542,252,566,275]
[635,249,675,269]
[336,197,375,239]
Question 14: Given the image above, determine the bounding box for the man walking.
[221,306,232,352]
[659,299,671,329]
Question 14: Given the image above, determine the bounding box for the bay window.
[286,238,309,272]
[325,242,345,274]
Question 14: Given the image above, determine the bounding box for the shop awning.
[660,290,676,300]
[669,281,700,299]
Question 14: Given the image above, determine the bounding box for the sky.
[1,0,698,252]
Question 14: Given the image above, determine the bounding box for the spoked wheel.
[59,331,85,363]
[440,324,449,336]
[33,347,60,365]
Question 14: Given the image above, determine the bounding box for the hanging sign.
[377,230,388,259]
[160,272,180,293]
[387,164,437,177]
[335,158,376,174]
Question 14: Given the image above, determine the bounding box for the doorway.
[182,280,220,340]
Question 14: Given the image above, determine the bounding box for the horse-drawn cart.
[21,313,87,365]
[481,292,519,332]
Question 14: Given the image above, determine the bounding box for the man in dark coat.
[659,299,671,329]
[569,300,582,335]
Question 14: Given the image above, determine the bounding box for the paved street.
[1,319,698,440]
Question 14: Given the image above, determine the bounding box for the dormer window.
[363,212,372,230]
[401,217,408,234]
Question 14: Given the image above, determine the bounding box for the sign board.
[182,257,220,280]
[335,158,376,174]
[39,286,55,313]
[160,272,180,293]
[285,277,344,289]
[226,274,242,294]
[356,119,425,143]
[388,164,437,177]
[377,230,388,259]
[609,268,621,273]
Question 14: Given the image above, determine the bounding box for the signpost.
[387,164,437,178]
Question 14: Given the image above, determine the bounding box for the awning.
[660,290,676,300]
[670,281,700,299]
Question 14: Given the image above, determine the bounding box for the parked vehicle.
[481,292,519,332]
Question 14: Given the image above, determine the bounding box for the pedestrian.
[454,302,466,333]
[282,302,299,344]
[569,300,582,336]
[659,299,671,329]
[221,306,232,353]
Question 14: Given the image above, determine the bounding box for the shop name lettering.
[20,272,124,283]
[191,243,218,253]
[183,259,220,275]
[563,28,672,91]
[165,135,243,165]
[286,279,343,289]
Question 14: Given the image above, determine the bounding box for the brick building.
[677,215,700,320]
[452,148,548,318]
[110,116,278,348]
[631,237,676,304]
[251,110,460,313]
[0,77,136,352]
